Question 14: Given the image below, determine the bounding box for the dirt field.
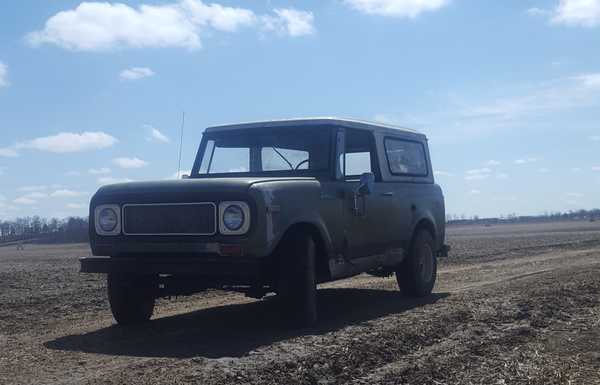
[1,221,600,384]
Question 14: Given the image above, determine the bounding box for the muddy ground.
[1,221,600,384]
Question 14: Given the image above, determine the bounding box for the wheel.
[396,230,437,297]
[278,232,318,327]
[107,273,157,325]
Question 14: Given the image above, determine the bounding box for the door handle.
[381,192,394,197]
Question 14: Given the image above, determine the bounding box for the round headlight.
[98,207,118,232]
[223,204,244,231]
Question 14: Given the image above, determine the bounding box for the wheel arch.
[273,221,332,282]
[409,216,438,252]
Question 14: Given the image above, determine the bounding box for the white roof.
[205,117,424,138]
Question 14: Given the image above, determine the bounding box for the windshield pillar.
[250,146,262,173]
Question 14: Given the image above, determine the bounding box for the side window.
[384,138,428,176]
[344,128,376,178]
[345,152,371,176]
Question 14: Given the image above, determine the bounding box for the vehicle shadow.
[45,288,449,359]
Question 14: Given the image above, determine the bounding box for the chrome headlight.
[219,201,250,235]
[94,204,121,235]
[223,205,244,230]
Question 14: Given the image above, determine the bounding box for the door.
[339,128,390,262]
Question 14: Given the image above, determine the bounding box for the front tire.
[278,232,318,327]
[107,273,157,325]
[396,230,437,297]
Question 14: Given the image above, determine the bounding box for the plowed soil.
[1,221,600,384]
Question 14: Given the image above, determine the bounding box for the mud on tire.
[277,232,318,327]
[396,230,437,297]
[107,273,157,325]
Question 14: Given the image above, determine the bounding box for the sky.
[0,0,599,220]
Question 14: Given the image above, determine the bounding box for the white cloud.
[514,157,538,165]
[182,0,257,32]
[262,8,315,37]
[120,67,155,81]
[593,166,600,171]
[23,192,48,199]
[496,173,509,179]
[113,157,148,169]
[16,131,118,153]
[464,175,488,182]
[464,174,488,181]
[434,170,454,177]
[484,160,501,166]
[18,185,48,192]
[566,192,584,198]
[460,74,600,123]
[14,196,38,205]
[468,189,481,195]
[0,147,18,157]
[571,167,583,173]
[0,61,8,88]
[27,2,201,51]
[0,194,5,201]
[88,167,111,175]
[465,167,491,180]
[538,168,550,173]
[572,73,600,88]
[66,203,86,209]
[145,125,170,143]
[65,170,81,176]
[344,0,449,18]
[12,189,84,203]
[26,1,313,52]
[50,189,87,198]
[590,135,600,141]
[526,7,550,17]
[467,167,492,174]
[551,0,600,27]
[98,176,133,184]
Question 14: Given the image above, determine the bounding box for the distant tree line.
[0,216,88,244]
[447,208,600,225]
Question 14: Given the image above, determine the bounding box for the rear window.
[384,138,428,176]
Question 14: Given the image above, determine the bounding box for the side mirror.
[357,172,375,195]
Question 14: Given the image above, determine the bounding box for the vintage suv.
[81,118,448,326]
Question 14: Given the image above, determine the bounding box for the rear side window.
[384,138,428,176]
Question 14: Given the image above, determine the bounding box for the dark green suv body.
[82,118,448,326]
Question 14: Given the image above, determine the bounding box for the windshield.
[193,126,332,176]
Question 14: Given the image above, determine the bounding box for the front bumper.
[80,256,263,280]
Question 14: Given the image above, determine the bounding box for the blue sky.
[0,0,599,219]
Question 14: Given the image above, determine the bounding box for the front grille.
[123,203,216,235]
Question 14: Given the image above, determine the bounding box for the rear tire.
[396,230,437,297]
[107,273,157,325]
[278,232,318,327]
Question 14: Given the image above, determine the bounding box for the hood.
[92,177,316,204]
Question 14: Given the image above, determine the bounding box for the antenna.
[177,111,185,179]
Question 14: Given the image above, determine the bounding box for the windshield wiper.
[271,147,294,170]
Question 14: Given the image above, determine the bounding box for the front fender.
[267,215,335,257]
[250,180,335,258]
